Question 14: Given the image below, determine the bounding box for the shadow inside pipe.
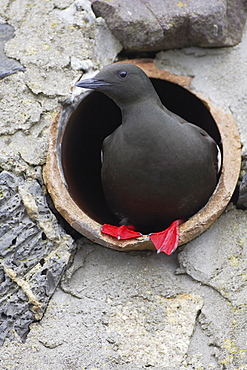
[61,78,222,227]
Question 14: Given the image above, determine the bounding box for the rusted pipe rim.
[43,59,242,251]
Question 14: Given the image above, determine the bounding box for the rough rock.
[91,0,247,51]
[236,171,247,209]
[0,23,25,79]
[0,171,76,345]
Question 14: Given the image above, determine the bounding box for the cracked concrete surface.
[0,0,247,369]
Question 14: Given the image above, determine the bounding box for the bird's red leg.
[149,219,184,255]
[101,224,142,240]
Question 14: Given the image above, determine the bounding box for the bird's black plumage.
[76,63,219,233]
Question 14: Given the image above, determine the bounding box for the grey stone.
[0,23,25,79]
[236,171,247,209]
[0,171,76,345]
[92,0,163,52]
[91,0,247,51]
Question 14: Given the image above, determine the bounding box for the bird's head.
[75,63,158,108]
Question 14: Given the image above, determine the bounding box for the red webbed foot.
[101,220,184,255]
[101,224,142,240]
[149,220,184,255]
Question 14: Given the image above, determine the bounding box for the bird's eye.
[118,70,128,79]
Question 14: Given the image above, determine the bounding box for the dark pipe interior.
[61,78,222,226]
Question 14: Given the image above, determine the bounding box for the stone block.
[91,0,247,51]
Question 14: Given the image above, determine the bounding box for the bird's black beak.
[76,78,110,90]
